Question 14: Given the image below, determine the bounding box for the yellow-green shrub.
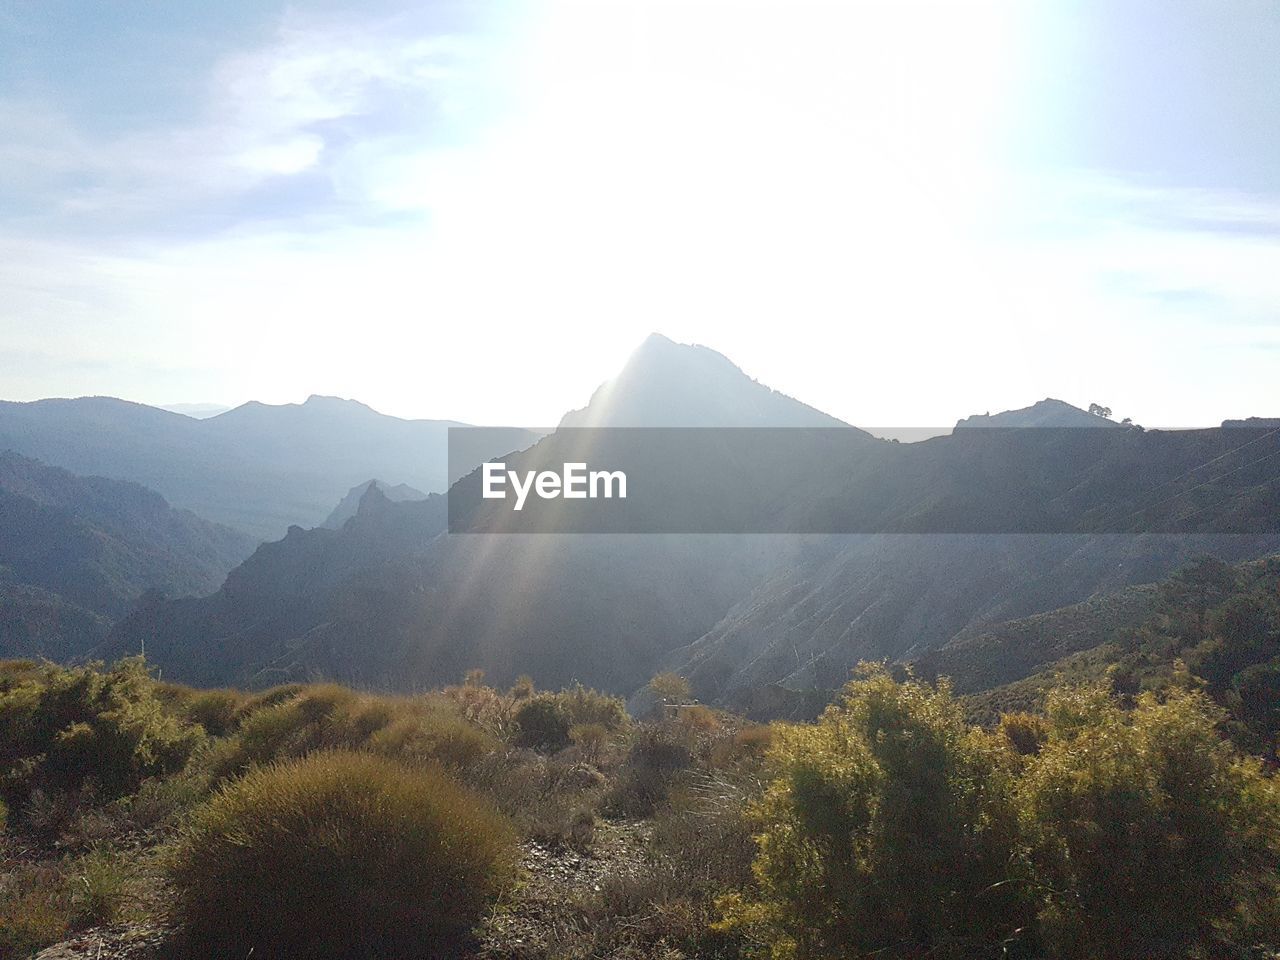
[210,685,498,779]
[0,658,204,815]
[366,712,500,769]
[717,665,1028,959]
[180,688,246,736]
[168,751,517,958]
[1019,685,1280,958]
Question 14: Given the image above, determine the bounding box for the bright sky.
[2,0,1278,428]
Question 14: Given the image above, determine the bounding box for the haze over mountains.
[0,395,538,540]
[82,334,1279,706]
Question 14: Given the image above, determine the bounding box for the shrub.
[509,674,536,700]
[648,672,692,705]
[441,678,516,738]
[181,688,245,736]
[67,848,131,928]
[168,751,518,959]
[998,711,1048,756]
[514,696,571,751]
[366,713,500,769]
[0,658,205,816]
[678,703,721,733]
[0,867,69,960]
[710,724,774,768]
[557,683,629,731]
[211,685,498,779]
[530,787,755,959]
[1019,685,1280,958]
[717,665,1029,960]
[569,722,609,763]
[234,682,305,719]
[603,726,694,819]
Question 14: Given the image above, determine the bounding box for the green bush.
[0,658,204,816]
[180,688,246,736]
[168,751,518,959]
[366,712,501,769]
[210,685,497,778]
[556,683,629,730]
[67,848,131,928]
[514,696,571,751]
[1019,685,1280,958]
[717,665,1029,960]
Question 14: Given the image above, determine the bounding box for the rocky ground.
[33,924,167,960]
[478,820,652,958]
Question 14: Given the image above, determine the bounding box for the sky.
[1,0,1278,428]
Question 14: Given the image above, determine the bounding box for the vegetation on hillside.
[1,557,1278,960]
[944,556,1280,756]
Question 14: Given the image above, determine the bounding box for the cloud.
[0,10,490,241]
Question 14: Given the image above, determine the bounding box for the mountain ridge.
[0,395,538,540]
[106,335,1280,698]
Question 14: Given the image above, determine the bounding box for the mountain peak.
[559,334,852,429]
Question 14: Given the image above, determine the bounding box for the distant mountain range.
[103,334,1280,702]
[0,395,539,541]
[0,451,254,660]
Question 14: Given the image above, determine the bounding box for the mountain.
[0,451,255,660]
[559,333,847,428]
[105,335,1280,700]
[954,397,1124,430]
[105,335,815,688]
[0,395,540,540]
[321,479,428,529]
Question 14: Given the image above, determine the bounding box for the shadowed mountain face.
[0,395,539,541]
[661,532,1278,711]
[105,336,1280,699]
[0,451,255,661]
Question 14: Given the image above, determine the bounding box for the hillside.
[662,533,1278,707]
[0,451,255,660]
[0,395,539,540]
[919,554,1280,751]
